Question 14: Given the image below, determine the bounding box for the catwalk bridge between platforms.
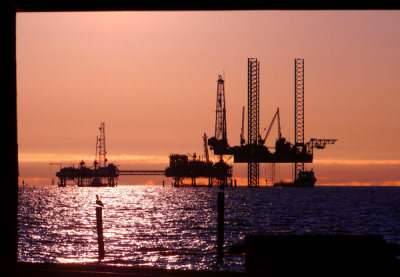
[118,170,165,176]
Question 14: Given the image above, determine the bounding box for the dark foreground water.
[18,185,400,271]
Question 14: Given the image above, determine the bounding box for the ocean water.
[18,185,400,271]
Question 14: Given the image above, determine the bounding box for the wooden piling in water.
[96,207,105,260]
[217,191,224,264]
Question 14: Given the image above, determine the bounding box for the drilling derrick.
[208,75,231,156]
[247,58,260,187]
[215,75,227,143]
[98,122,107,168]
[294,59,305,181]
[206,58,336,187]
[55,122,118,187]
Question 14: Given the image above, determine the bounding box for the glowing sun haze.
[16,10,400,185]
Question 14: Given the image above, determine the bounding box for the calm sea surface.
[18,185,400,271]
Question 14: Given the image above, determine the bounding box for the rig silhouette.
[208,58,336,187]
[54,58,336,187]
[54,124,231,187]
[55,122,120,187]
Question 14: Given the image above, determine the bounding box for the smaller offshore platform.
[55,124,232,188]
[56,122,118,187]
[164,133,232,187]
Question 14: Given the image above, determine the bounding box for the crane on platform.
[203,132,210,163]
[240,106,245,146]
[49,162,75,186]
[305,138,337,155]
[259,108,281,146]
[207,58,337,187]
[49,163,75,168]
[94,135,98,170]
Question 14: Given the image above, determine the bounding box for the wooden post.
[217,191,224,264]
[96,207,105,260]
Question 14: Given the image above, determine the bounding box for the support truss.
[98,122,107,168]
[294,58,305,180]
[248,58,260,187]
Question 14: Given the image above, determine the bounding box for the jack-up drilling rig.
[274,59,336,187]
[208,58,337,187]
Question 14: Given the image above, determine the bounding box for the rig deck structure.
[55,122,167,187]
[208,58,337,186]
[165,154,232,187]
[56,122,119,187]
[55,123,232,187]
[55,59,336,188]
[57,161,118,187]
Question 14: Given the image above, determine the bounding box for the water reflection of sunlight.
[56,256,98,263]
[19,185,400,271]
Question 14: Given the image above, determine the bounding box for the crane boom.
[260,108,281,145]
[49,163,75,169]
[306,138,337,155]
[240,106,245,146]
[203,133,210,163]
[94,135,98,170]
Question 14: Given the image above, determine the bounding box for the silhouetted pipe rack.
[118,170,165,175]
[165,154,232,187]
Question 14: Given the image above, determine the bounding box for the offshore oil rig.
[55,125,231,187]
[208,58,337,187]
[55,58,336,188]
[165,134,232,187]
[56,122,119,187]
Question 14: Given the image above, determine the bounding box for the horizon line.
[18,152,400,166]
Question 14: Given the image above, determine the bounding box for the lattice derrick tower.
[294,58,305,180]
[247,58,260,187]
[98,122,107,168]
[215,74,227,142]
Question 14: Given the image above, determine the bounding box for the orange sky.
[16,10,400,186]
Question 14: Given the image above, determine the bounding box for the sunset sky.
[16,10,400,186]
